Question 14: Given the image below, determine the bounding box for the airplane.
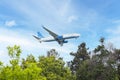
[33,26,80,46]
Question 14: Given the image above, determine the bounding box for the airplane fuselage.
[39,33,80,45]
[33,26,80,46]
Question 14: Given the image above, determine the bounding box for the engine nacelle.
[63,40,68,43]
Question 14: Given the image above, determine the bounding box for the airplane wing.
[42,26,58,38]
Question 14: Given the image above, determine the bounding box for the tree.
[20,54,46,80]
[22,63,46,80]
[38,49,75,80]
[7,45,21,66]
[70,42,90,80]
[113,49,120,80]
[70,38,119,80]
[92,38,118,80]
[0,61,3,66]
[47,49,59,57]
[0,61,3,77]
[21,54,36,69]
[0,45,46,80]
[0,45,22,80]
[0,38,119,80]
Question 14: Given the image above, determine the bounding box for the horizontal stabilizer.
[33,35,40,40]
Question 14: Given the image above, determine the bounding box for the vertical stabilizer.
[37,32,44,38]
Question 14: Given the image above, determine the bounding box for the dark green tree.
[47,49,59,57]
[92,38,118,80]
[113,49,120,80]
[70,42,90,80]
[70,38,119,80]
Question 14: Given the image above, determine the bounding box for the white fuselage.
[39,33,80,42]
[62,33,80,39]
[33,26,80,46]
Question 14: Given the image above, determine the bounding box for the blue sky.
[0,0,120,64]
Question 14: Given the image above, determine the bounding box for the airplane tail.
[37,32,44,38]
[33,32,43,43]
[33,32,44,43]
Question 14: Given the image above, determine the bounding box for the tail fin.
[37,32,44,38]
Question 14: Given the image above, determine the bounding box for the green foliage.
[47,49,59,57]
[0,61,3,66]
[21,54,36,69]
[7,45,21,59]
[38,54,74,80]
[7,45,21,66]
[70,38,120,80]
[22,63,46,80]
[70,42,90,80]
[0,37,120,80]
[0,45,46,80]
[0,45,74,80]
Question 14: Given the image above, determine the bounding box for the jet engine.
[63,40,68,43]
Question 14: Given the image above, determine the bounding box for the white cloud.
[67,15,78,23]
[0,35,77,63]
[5,20,16,27]
[0,35,32,47]
[0,27,78,64]
[107,36,120,48]
[106,25,120,48]
[0,49,10,65]
[107,19,120,35]
[106,26,120,35]
[0,0,80,63]
[0,50,7,56]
